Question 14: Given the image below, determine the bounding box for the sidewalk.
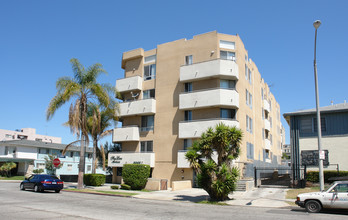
[65,182,293,208]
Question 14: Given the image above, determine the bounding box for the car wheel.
[55,189,61,193]
[34,185,41,193]
[20,183,25,191]
[305,200,322,213]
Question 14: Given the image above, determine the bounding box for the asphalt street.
[1,181,348,220]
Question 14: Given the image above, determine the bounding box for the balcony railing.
[180,59,239,82]
[179,88,239,110]
[179,118,239,139]
[116,76,142,93]
[113,126,140,142]
[119,98,156,117]
[108,152,155,167]
[265,139,271,150]
[264,119,271,131]
[264,99,270,113]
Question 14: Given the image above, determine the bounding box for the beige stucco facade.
[109,31,283,187]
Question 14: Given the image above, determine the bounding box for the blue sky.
[1,0,347,145]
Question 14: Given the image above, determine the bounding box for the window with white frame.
[219,40,235,50]
[141,141,153,152]
[144,64,156,81]
[141,115,154,132]
[144,55,156,64]
[143,89,155,99]
[220,51,235,61]
[185,55,193,65]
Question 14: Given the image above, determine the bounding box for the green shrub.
[307,170,348,183]
[110,185,119,190]
[33,169,44,174]
[122,164,150,190]
[83,174,106,186]
[121,183,131,190]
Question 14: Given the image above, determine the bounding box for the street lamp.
[313,20,325,191]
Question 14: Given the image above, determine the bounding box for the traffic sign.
[53,158,61,167]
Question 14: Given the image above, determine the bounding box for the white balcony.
[116,76,142,93]
[179,88,239,110]
[177,150,218,168]
[119,99,156,117]
[264,99,270,113]
[179,119,239,139]
[112,126,140,142]
[108,152,155,167]
[264,119,271,131]
[180,59,239,82]
[265,139,271,150]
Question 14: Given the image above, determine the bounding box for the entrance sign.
[301,150,329,167]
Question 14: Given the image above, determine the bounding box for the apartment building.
[109,31,283,186]
[0,128,61,143]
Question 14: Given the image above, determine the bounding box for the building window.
[70,151,74,157]
[270,134,273,145]
[185,55,193,65]
[185,110,192,121]
[67,164,73,171]
[5,134,13,139]
[246,89,252,108]
[144,64,156,81]
[140,141,153,152]
[143,89,155,99]
[184,139,192,150]
[220,108,236,119]
[38,148,48,154]
[219,40,235,50]
[262,108,265,120]
[88,153,92,159]
[262,128,265,140]
[220,80,235,89]
[246,115,253,134]
[313,117,327,132]
[4,146,8,155]
[300,118,312,133]
[247,142,254,160]
[116,167,122,176]
[270,117,272,128]
[35,138,42,142]
[36,163,45,169]
[248,69,252,84]
[141,115,154,132]
[261,88,264,100]
[220,51,235,61]
[87,165,91,172]
[265,150,270,160]
[245,65,248,80]
[245,55,248,62]
[184,82,192,92]
[144,55,156,64]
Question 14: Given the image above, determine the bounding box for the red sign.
[53,158,61,167]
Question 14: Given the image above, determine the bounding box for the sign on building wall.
[301,150,329,167]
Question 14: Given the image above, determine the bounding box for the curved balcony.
[112,126,140,142]
[116,76,142,93]
[265,139,271,150]
[119,99,156,117]
[264,119,271,131]
[179,88,239,110]
[180,59,239,82]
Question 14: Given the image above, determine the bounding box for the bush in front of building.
[186,123,242,201]
[122,164,150,190]
[110,185,119,190]
[33,169,44,174]
[0,162,17,177]
[83,174,106,186]
[120,184,131,190]
[307,170,348,183]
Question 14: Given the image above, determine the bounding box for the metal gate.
[254,167,306,188]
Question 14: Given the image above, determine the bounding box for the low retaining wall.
[172,180,192,191]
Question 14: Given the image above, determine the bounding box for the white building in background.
[0,128,61,143]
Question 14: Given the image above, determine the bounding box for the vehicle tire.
[305,200,322,213]
[55,189,61,193]
[34,185,41,193]
[20,183,25,191]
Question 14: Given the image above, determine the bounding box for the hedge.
[83,174,106,186]
[307,170,348,183]
[122,164,150,190]
[120,184,131,190]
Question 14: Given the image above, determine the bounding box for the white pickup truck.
[296,181,348,213]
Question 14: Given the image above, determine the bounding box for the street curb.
[62,189,136,198]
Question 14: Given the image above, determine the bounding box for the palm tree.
[185,123,243,201]
[47,58,112,189]
[87,100,119,174]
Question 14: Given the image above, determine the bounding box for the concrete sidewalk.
[65,182,293,208]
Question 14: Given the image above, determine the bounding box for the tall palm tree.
[87,100,119,174]
[47,58,112,189]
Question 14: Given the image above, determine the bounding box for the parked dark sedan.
[20,174,64,193]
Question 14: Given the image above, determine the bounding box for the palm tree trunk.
[77,135,86,189]
[92,139,97,174]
